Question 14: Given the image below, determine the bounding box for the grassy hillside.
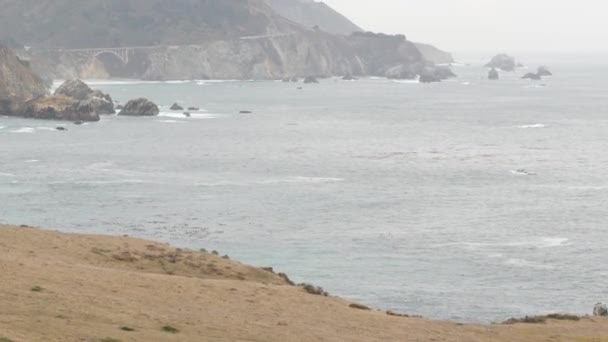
[1,225,608,341]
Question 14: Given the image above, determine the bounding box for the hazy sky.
[323,0,608,54]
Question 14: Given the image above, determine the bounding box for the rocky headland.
[0,44,100,122]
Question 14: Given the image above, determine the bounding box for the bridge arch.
[92,49,128,64]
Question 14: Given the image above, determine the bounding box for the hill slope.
[0,0,299,48]
[1,225,607,341]
[267,0,362,35]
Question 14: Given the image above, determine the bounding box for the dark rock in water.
[342,74,358,81]
[56,126,67,131]
[303,76,319,84]
[54,79,115,114]
[488,68,500,80]
[537,66,553,76]
[419,72,441,83]
[239,110,253,114]
[54,79,93,100]
[594,303,608,316]
[19,95,100,122]
[522,72,542,80]
[119,98,160,116]
[170,103,184,111]
[187,106,199,111]
[297,87,303,90]
[183,112,191,117]
[486,54,517,71]
[73,120,83,125]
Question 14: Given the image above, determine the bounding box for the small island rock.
[488,68,500,80]
[537,66,553,77]
[486,54,518,71]
[170,103,184,111]
[119,98,160,116]
[54,79,115,115]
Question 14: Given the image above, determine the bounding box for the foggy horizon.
[324,0,608,55]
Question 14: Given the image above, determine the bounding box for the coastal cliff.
[0,0,450,80]
[0,44,48,113]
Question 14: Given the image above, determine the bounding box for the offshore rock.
[486,54,517,71]
[170,103,184,111]
[119,98,160,116]
[488,68,500,80]
[18,95,100,122]
[537,66,553,77]
[54,79,115,114]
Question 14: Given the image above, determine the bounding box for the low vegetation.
[503,314,581,324]
[349,303,371,311]
[161,325,180,334]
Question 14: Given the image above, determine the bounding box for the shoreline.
[1,224,607,341]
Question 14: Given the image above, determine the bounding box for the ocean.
[2,59,608,322]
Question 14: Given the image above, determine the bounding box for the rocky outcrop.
[594,303,608,316]
[119,98,160,116]
[522,72,542,80]
[0,44,48,113]
[170,103,184,111]
[17,95,100,122]
[54,79,115,114]
[537,66,552,76]
[486,54,518,72]
[488,68,499,80]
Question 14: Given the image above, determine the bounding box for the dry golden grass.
[1,225,607,342]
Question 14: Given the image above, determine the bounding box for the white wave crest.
[158,112,220,119]
[256,177,345,184]
[517,124,546,129]
[436,237,570,250]
[10,127,35,133]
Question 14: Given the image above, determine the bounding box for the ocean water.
[2,61,608,322]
